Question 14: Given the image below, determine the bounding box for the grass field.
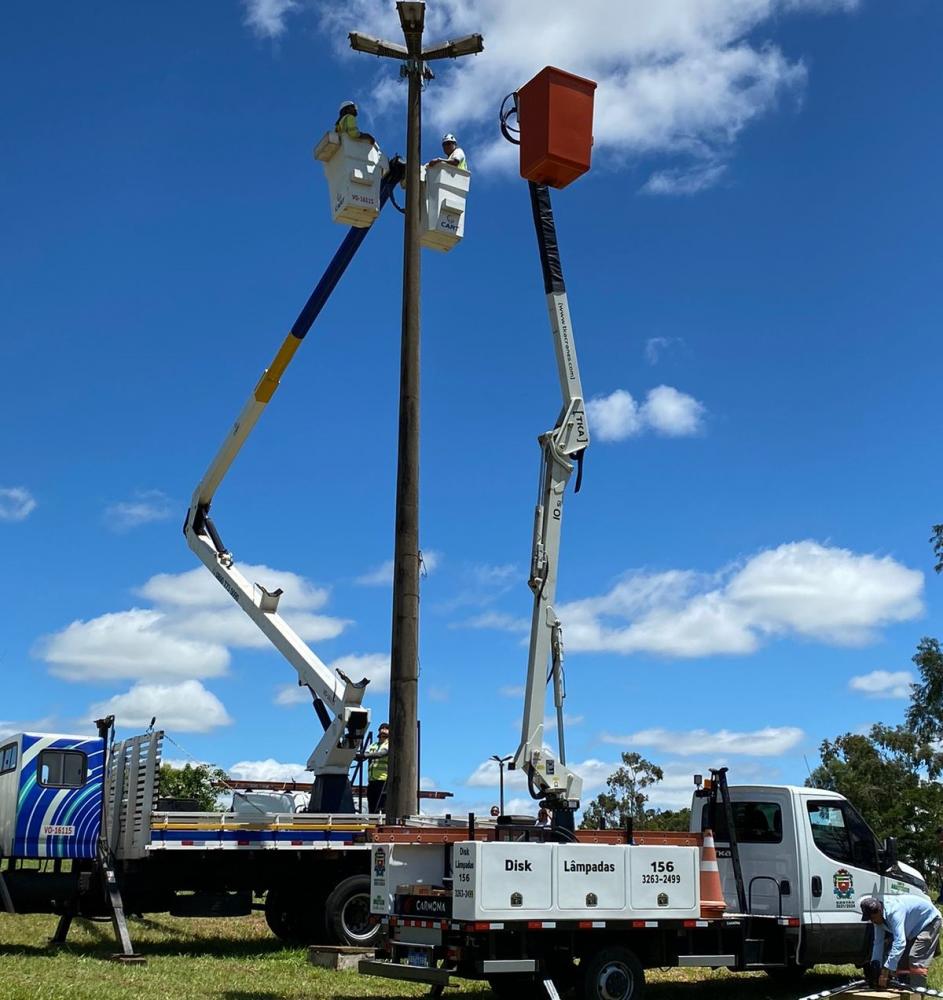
[1,911,940,1000]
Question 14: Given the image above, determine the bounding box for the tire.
[264,888,324,946]
[323,874,380,948]
[581,946,645,1000]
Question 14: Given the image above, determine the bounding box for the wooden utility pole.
[349,3,482,820]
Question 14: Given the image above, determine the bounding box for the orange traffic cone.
[699,828,727,918]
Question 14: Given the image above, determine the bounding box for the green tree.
[580,753,689,831]
[930,524,943,575]
[807,638,943,879]
[644,807,693,832]
[907,636,943,749]
[158,762,228,811]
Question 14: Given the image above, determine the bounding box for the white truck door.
[797,792,882,965]
[696,790,800,919]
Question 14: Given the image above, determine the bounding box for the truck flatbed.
[148,811,378,851]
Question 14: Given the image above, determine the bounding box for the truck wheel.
[323,874,379,947]
[581,946,645,1000]
[264,889,323,946]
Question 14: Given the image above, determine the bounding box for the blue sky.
[1,0,941,817]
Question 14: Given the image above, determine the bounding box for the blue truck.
[0,721,380,957]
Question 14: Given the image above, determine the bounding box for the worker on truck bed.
[427,133,467,171]
[335,100,376,146]
[860,894,942,989]
[365,722,389,813]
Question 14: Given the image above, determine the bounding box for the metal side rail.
[359,957,452,988]
[799,980,943,998]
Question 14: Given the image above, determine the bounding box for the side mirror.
[883,836,899,870]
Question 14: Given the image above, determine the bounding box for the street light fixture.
[348,1,483,824]
[348,33,409,59]
[490,754,513,816]
[421,34,484,61]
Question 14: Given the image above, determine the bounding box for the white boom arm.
[184,334,369,776]
[511,183,589,812]
[180,167,406,792]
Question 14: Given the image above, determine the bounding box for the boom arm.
[511,182,589,816]
[183,159,405,799]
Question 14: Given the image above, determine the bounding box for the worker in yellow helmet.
[427,133,468,171]
[365,722,389,813]
[335,100,376,146]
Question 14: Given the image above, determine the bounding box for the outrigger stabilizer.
[183,158,406,814]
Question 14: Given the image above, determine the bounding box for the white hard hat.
[442,133,457,145]
[339,100,358,116]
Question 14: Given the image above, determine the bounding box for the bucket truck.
[357,69,929,1000]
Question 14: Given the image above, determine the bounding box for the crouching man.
[860,894,942,989]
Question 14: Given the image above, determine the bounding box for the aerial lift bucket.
[517,66,596,189]
[314,131,385,228]
[420,162,470,252]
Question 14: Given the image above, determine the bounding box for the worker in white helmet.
[335,100,376,145]
[427,133,468,171]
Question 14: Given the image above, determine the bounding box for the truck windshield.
[806,800,880,872]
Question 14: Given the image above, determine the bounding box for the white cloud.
[603,726,804,757]
[0,486,37,522]
[137,564,329,611]
[587,386,705,442]
[499,685,525,698]
[357,551,441,587]
[355,560,394,587]
[229,758,308,782]
[314,0,858,190]
[104,490,172,532]
[550,541,924,658]
[332,653,391,693]
[641,385,706,436]
[36,609,231,681]
[462,757,717,812]
[587,390,643,442]
[273,652,391,703]
[274,683,310,706]
[88,680,232,733]
[850,670,914,700]
[473,563,517,585]
[644,337,683,365]
[453,611,529,634]
[242,0,298,39]
[642,163,728,196]
[0,716,58,741]
[35,563,351,683]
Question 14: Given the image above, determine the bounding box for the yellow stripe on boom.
[254,334,303,403]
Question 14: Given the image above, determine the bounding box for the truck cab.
[692,784,928,966]
[0,732,105,861]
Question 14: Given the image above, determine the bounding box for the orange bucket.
[518,66,596,189]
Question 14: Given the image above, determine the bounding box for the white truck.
[359,776,927,999]
[357,82,929,1000]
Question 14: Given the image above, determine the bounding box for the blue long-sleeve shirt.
[871,895,940,971]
